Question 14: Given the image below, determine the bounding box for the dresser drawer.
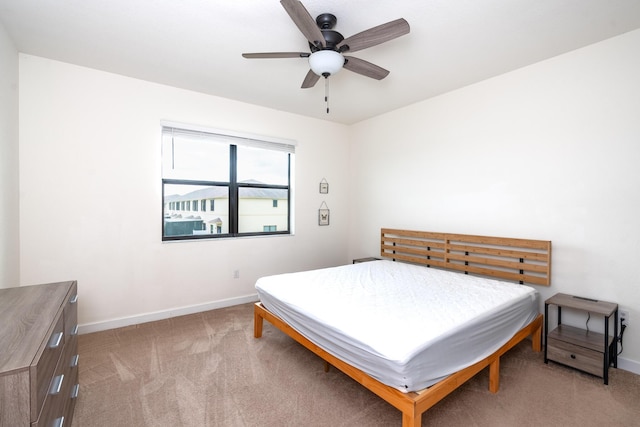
[64,284,78,345]
[59,284,80,427]
[547,337,603,377]
[37,337,79,427]
[62,344,80,427]
[33,312,65,421]
[33,352,67,427]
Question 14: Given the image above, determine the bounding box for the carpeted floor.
[71,303,640,426]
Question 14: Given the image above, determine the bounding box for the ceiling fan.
[242,0,410,111]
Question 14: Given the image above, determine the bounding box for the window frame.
[161,124,295,241]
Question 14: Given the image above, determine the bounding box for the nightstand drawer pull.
[50,374,64,395]
[70,294,78,304]
[570,354,576,359]
[49,331,64,348]
[72,324,79,335]
[53,416,65,427]
[71,354,79,367]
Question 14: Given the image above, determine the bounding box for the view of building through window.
[161,125,294,240]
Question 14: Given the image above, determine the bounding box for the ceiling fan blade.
[301,69,320,88]
[280,0,325,48]
[338,18,410,53]
[242,52,310,59]
[343,56,390,80]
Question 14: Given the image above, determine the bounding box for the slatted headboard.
[380,228,551,286]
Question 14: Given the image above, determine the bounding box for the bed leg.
[402,409,421,427]
[532,322,542,352]
[254,306,264,338]
[489,358,500,393]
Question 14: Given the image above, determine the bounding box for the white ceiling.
[1,0,640,125]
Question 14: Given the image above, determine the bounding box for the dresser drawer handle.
[72,324,79,336]
[71,384,80,399]
[570,354,576,359]
[50,374,64,395]
[69,294,78,304]
[48,332,64,349]
[71,354,79,368]
[52,416,65,427]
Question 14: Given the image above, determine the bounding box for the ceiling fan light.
[309,50,344,77]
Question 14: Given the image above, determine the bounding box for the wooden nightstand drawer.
[547,337,603,377]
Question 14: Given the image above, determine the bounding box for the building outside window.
[161,124,295,241]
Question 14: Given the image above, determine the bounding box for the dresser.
[0,281,79,427]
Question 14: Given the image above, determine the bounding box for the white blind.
[161,123,296,154]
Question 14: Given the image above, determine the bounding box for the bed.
[253,228,551,427]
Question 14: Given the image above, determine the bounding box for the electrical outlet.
[620,309,630,326]
[233,270,240,279]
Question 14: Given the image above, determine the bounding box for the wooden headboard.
[380,228,551,286]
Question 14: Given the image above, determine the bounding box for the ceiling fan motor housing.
[310,13,344,51]
[316,13,337,29]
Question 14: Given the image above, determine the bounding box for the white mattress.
[255,260,539,392]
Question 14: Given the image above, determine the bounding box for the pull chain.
[324,76,330,114]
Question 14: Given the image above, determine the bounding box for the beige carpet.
[72,303,639,426]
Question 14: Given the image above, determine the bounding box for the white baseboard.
[617,356,640,376]
[78,293,259,334]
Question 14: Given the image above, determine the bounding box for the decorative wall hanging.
[318,201,330,226]
[319,178,329,194]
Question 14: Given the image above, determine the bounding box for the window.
[161,124,295,241]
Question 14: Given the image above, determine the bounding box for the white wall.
[19,55,350,329]
[15,27,640,371]
[348,29,640,370]
[0,21,19,289]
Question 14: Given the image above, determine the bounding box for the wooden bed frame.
[254,229,551,427]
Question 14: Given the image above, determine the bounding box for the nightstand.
[544,293,618,384]
[353,257,381,264]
